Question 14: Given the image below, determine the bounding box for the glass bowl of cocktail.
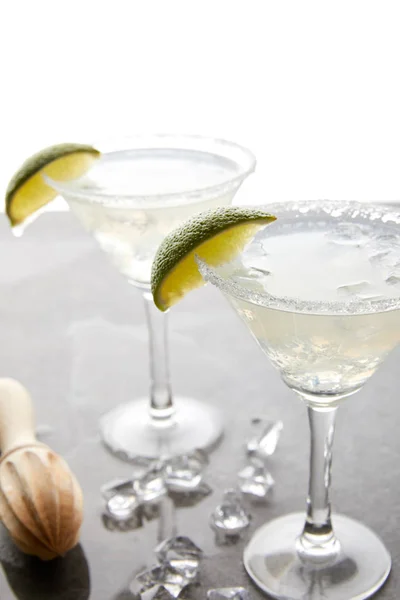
[5,135,256,460]
[151,200,400,600]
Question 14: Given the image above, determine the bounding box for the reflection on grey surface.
[249,552,358,594]
[0,527,90,600]
[156,497,178,542]
[113,592,135,600]
[0,214,399,599]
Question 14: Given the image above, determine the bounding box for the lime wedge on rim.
[151,206,276,311]
[5,143,100,227]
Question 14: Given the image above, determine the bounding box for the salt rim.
[43,134,256,208]
[196,200,400,316]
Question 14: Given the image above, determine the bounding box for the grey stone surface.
[0,213,399,599]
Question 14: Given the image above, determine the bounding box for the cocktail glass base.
[100,396,223,461]
[244,512,391,600]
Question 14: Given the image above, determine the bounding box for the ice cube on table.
[164,451,207,492]
[246,419,283,458]
[101,477,135,500]
[155,535,203,580]
[169,482,213,509]
[133,462,167,502]
[131,565,191,599]
[106,494,139,520]
[210,489,250,537]
[207,588,250,600]
[101,458,154,499]
[238,459,274,500]
[102,510,143,532]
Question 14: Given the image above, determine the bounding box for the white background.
[1,0,400,207]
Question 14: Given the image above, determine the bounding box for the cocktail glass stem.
[298,402,339,559]
[142,291,174,420]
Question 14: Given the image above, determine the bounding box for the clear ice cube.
[133,463,167,502]
[101,458,154,500]
[370,251,400,274]
[231,275,265,293]
[374,232,400,246]
[210,489,250,537]
[327,223,368,246]
[101,477,135,500]
[369,249,391,266]
[247,419,283,458]
[336,281,381,300]
[232,243,271,291]
[207,588,250,600]
[106,494,139,520]
[238,459,274,500]
[155,536,203,580]
[369,231,400,270]
[169,482,213,508]
[386,274,400,286]
[132,587,171,600]
[164,451,207,492]
[102,509,143,532]
[131,565,191,600]
[240,256,272,278]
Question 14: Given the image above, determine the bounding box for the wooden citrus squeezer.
[0,378,84,560]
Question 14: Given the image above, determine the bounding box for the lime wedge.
[5,143,100,226]
[151,207,276,311]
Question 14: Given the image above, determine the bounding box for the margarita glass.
[47,134,255,460]
[198,200,400,600]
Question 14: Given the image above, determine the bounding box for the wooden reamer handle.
[0,378,38,455]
